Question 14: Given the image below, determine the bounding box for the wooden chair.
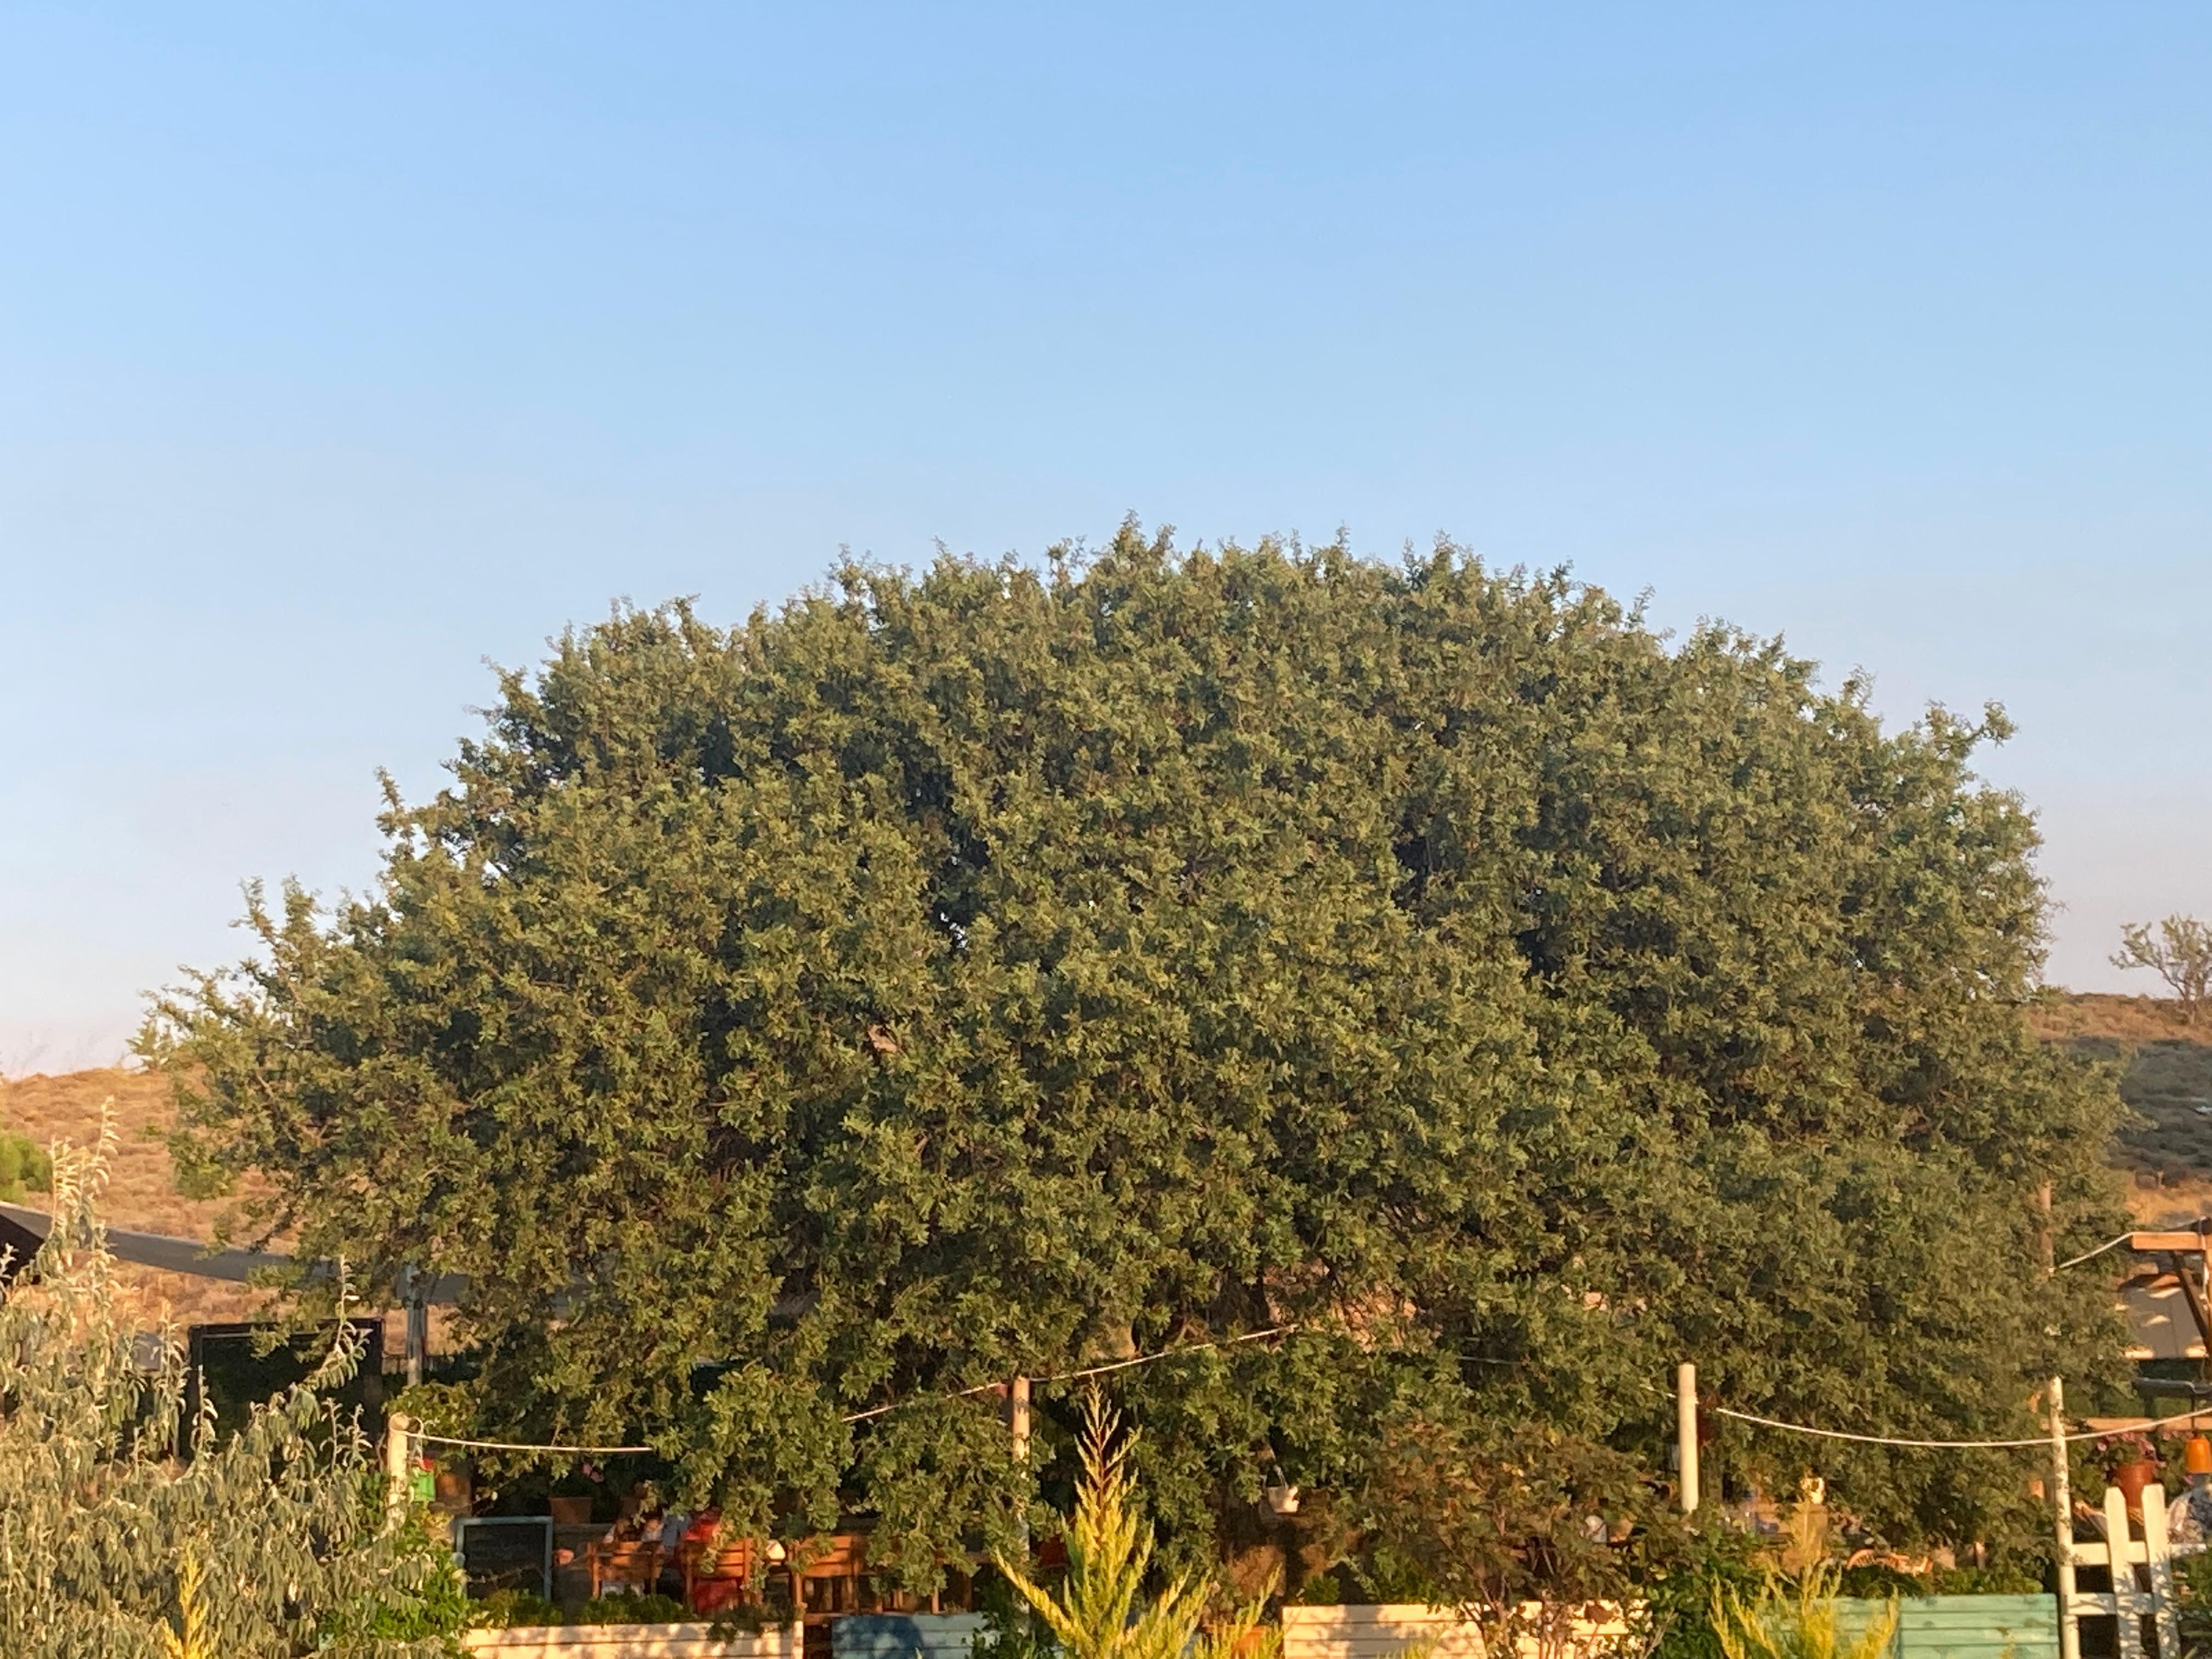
[679,1532,759,1614]
[584,1537,663,1599]
[793,1532,869,1616]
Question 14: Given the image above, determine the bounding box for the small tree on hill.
[2113,915,2212,1023]
[0,1124,50,1203]
[0,1122,460,1658]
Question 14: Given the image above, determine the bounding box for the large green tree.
[145,528,2124,1585]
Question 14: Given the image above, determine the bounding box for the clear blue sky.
[3,4,2208,1070]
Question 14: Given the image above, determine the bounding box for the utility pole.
[1677,1362,1700,1516]
[2050,1377,2080,1659]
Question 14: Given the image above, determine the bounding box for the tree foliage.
[2112,915,2212,1022]
[0,1124,458,1658]
[146,527,2125,1581]
[0,1122,52,1203]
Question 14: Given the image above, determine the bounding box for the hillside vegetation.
[0,1067,262,1326]
[2030,994,2212,1224]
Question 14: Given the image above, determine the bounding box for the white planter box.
[1284,1604,1489,1659]
[1283,1602,1629,1659]
[464,1621,800,1659]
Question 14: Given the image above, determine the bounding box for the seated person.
[680,1510,754,1614]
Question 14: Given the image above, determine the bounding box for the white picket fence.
[2067,1483,2186,1659]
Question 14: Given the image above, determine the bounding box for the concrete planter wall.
[1282,1604,1489,1659]
[464,1622,799,1658]
[1283,1602,1632,1659]
[464,1612,989,1659]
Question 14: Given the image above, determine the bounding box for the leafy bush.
[322,1505,472,1642]
[573,1592,687,1625]
[0,1127,49,1203]
[469,1589,566,1628]
[1645,1525,1770,1659]
[1832,1565,1924,1601]
[1926,1565,2042,1596]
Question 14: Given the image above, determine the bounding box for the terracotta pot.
[550,1494,594,1525]
[2115,1458,2158,1517]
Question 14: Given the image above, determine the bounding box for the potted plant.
[2111,1432,2164,1519]
[550,1464,602,1526]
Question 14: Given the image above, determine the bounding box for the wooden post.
[2105,1483,2145,1659]
[405,1295,428,1389]
[1677,1363,1700,1516]
[2144,1479,2182,1659]
[1011,1374,1031,1551]
[2050,1379,2079,1659]
[383,1410,414,1519]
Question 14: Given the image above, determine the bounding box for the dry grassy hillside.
[0,1066,266,1327]
[2029,991,2210,1045]
[2029,992,2212,1228]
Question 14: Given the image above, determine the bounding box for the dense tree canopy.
[148,527,2125,1585]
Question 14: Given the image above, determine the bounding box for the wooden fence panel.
[1832,1596,2060,1659]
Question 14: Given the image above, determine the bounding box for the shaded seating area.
[675,1527,968,1620]
[793,1532,870,1618]
[583,1536,662,1599]
[676,1527,762,1616]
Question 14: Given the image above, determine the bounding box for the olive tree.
[0,1125,459,1657]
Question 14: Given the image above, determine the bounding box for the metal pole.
[1678,1363,1700,1516]
[2051,1377,2080,1659]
